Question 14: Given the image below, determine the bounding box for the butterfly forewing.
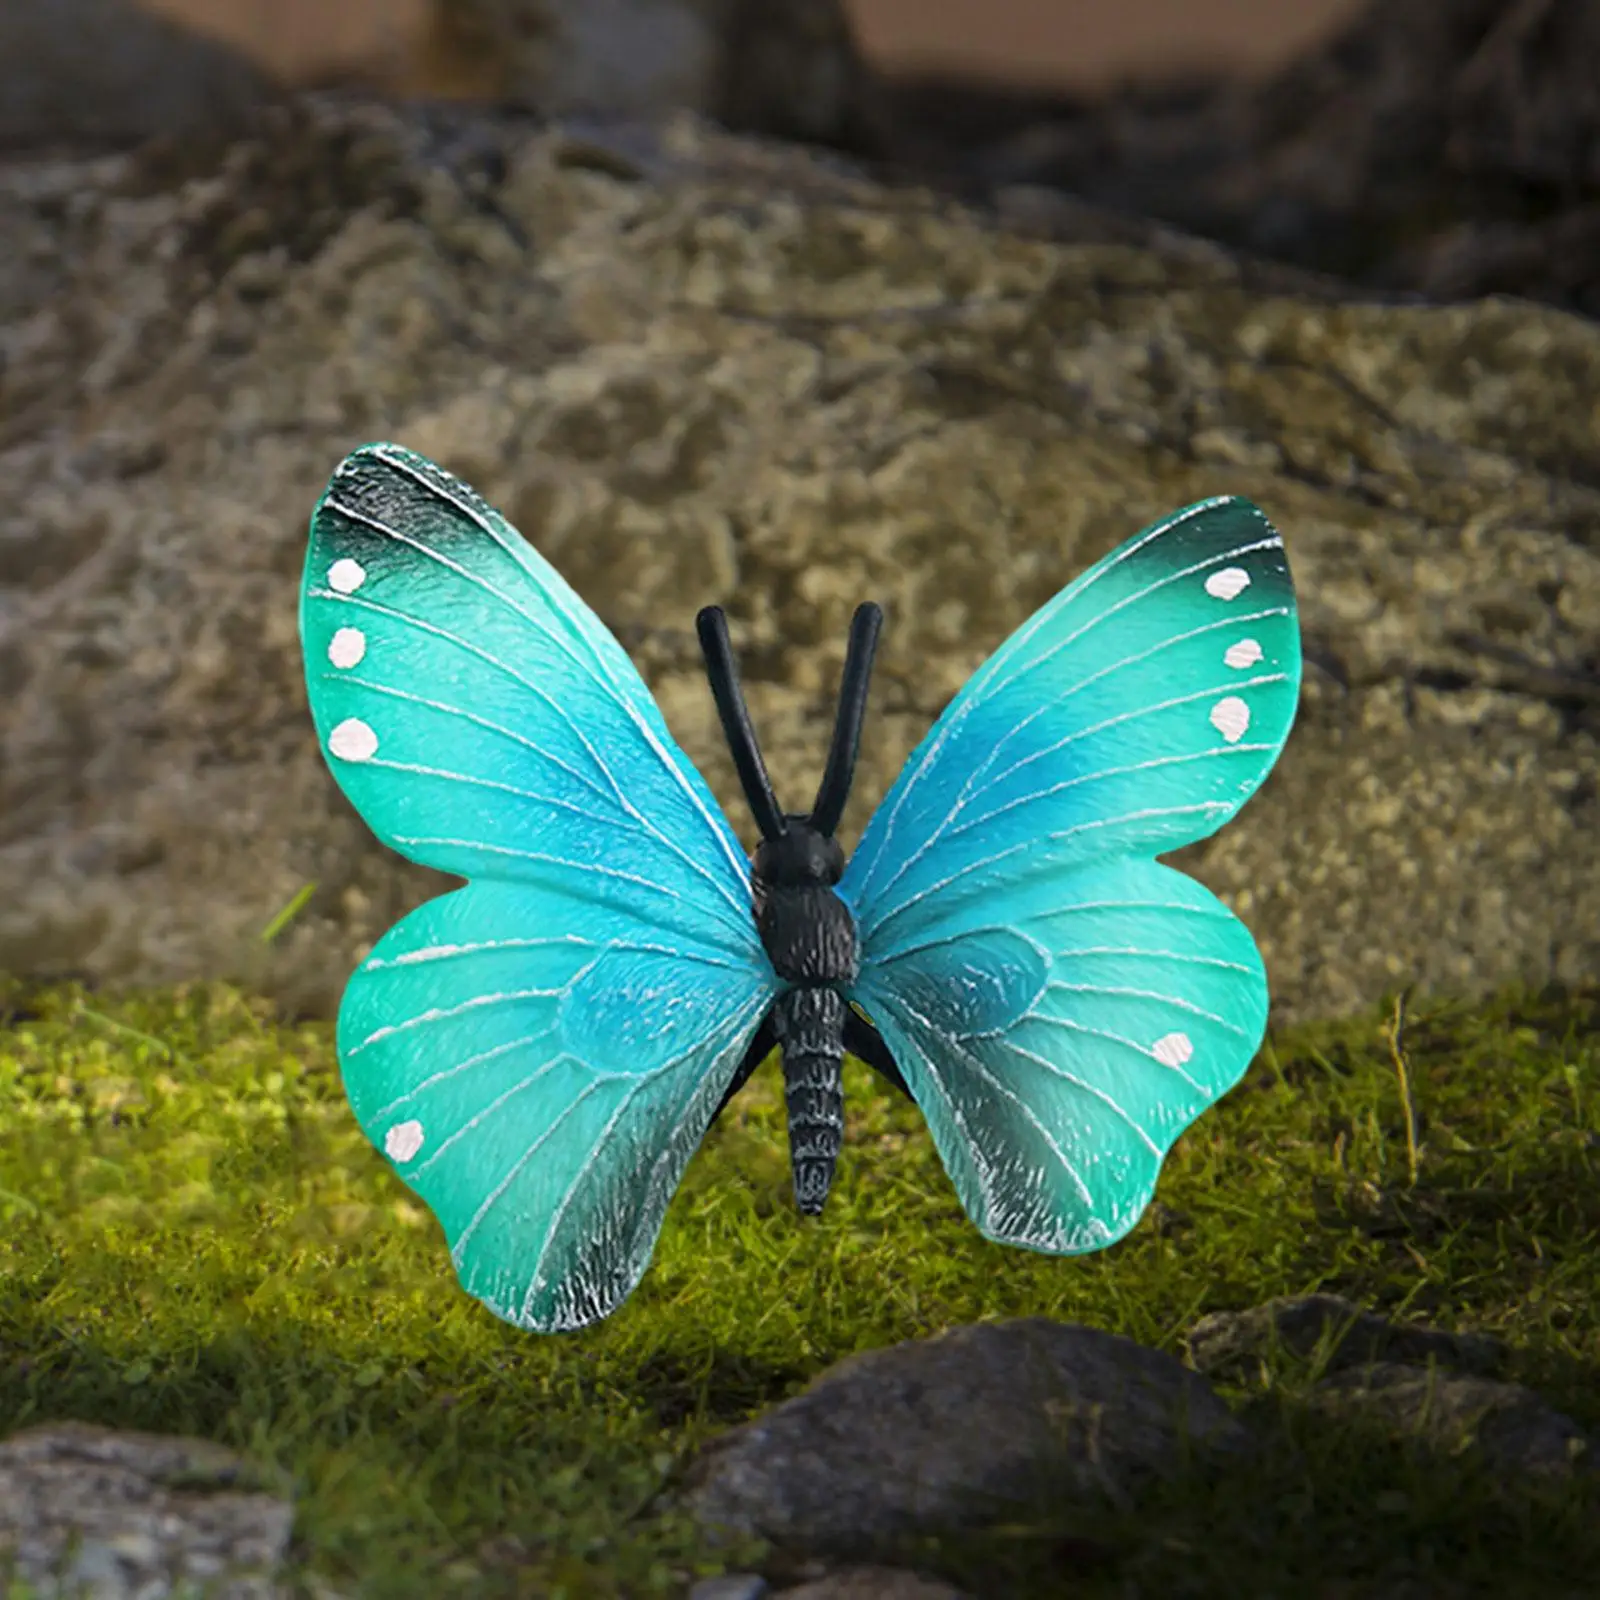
[840,496,1300,1255]
[845,496,1298,949]
[300,443,779,1332]
[301,444,755,945]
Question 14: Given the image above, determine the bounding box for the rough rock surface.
[676,1317,1248,1552]
[2,99,1598,1023]
[0,1422,293,1599]
[1305,1361,1595,1479]
[1185,1292,1507,1381]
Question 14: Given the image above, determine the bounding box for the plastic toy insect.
[300,443,1301,1332]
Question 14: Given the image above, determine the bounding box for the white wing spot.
[329,717,378,762]
[328,627,367,669]
[1224,637,1263,670]
[1209,696,1251,743]
[1205,567,1251,601]
[1152,1032,1194,1067]
[384,1120,425,1162]
[328,558,366,594]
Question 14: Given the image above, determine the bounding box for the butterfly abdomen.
[772,986,848,1216]
[754,874,858,1216]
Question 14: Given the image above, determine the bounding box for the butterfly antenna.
[809,602,883,838]
[696,606,788,842]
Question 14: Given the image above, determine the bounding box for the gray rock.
[677,1317,1248,1554]
[689,1575,771,1600]
[0,1421,293,1598]
[1305,1361,1595,1481]
[0,0,277,149]
[1186,1294,1506,1382]
[1,100,1598,1023]
[776,1568,972,1600]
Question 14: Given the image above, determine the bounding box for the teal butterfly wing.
[300,443,778,1331]
[336,880,771,1332]
[840,496,1300,1253]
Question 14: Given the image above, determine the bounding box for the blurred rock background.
[3,0,1596,314]
[1,0,1597,1019]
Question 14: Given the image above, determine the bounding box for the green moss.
[1,979,1596,1598]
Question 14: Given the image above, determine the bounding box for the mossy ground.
[0,977,1596,1599]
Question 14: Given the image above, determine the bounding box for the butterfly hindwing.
[842,496,1300,1253]
[338,879,771,1332]
[300,443,779,1331]
[849,857,1267,1251]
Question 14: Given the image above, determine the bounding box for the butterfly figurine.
[299,443,1301,1333]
